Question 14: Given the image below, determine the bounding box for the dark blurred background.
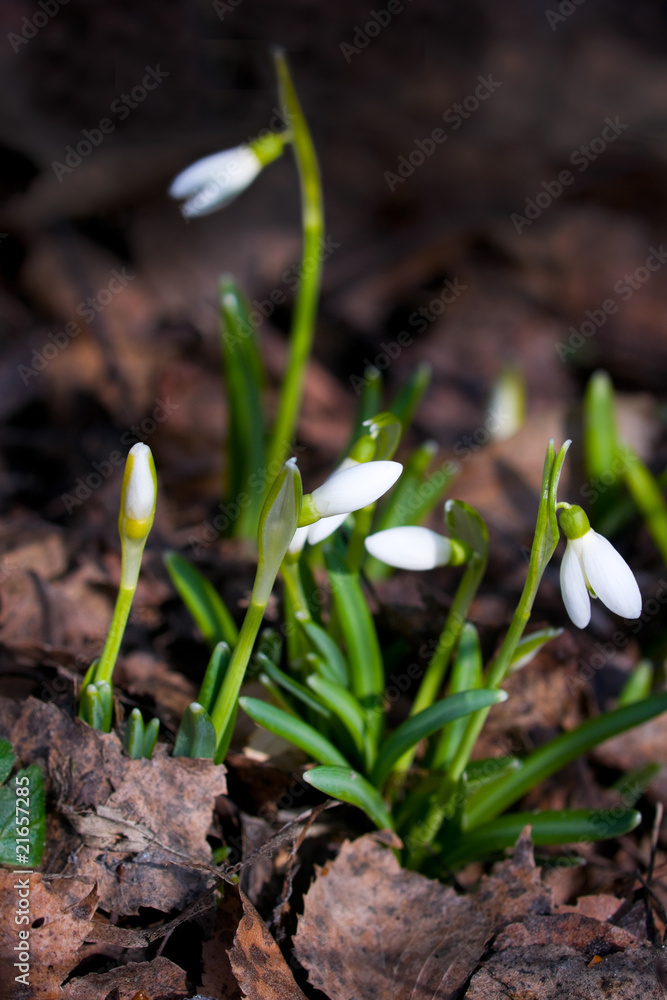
[0,0,665,535]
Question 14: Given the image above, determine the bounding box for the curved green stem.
[266,49,324,472]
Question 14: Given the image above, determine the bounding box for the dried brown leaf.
[61,956,188,1000]
[294,829,550,1000]
[0,697,227,915]
[0,871,97,999]
[229,890,308,1000]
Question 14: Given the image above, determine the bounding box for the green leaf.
[0,740,16,785]
[584,370,618,518]
[432,622,483,769]
[300,620,349,686]
[463,756,522,789]
[259,655,331,719]
[365,411,402,461]
[198,642,232,714]
[622,447,667,564]
[444,500,488,564]
[142,717,160,759]
[123,708,145,759]
[465,692,667,828]
[164,550,239,648]
[617,660,653,707]
[0,763,46,868]
[173,702,217,759]
[349,366,383,446]
[303,765,394,830]
[325,553,385,745]
[307,674,369,763]
[372,689,508,788]
[441,808,641,869]
[509,627,562,672]
[239,696,350,766]
[389,362,432,430]
[219,275,267,538]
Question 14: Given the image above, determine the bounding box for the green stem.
[94,586,135,685]
[266,49,324,473]
[210,600,266,751]
[346,505,374,573]
[280,558,313,622]
[404,440,569,868]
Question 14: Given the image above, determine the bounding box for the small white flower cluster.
[363,504,643,631]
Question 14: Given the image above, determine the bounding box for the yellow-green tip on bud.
[119,443,156,589]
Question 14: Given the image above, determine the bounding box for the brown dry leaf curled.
[61,956,188,1000]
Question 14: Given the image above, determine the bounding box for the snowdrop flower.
[558,504,642,629]
[169,132,289,219]
[300,460,402,528]
[365,526,469,570]
[119,443,156,589]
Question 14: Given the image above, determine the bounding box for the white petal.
[560,539,591,628]
[580,530,642,619]
[310,461,402,517]
[307,512,349,545]
[364,527,452,570]
[169,146,262,217]
[124,443,155,520]
[287,525,309,556]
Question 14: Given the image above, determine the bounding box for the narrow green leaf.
[198,642,232,714]
[173,702,217,759]
[465,692,667,828]
[219,276,266,538]
[365,411,402,461]
[584,370,617,516]
[259,655,331,719]
[442,808,641,869]
[510,627,562,672]
[123,708,145,759]
[303,765,394,830]
[432,622,483,769]
[142,717,160,759]
[372,689,507,788]
[300,621,349,685]
[463,756,522,790]
[307,674,369,762]
[325,553,385,745]
[622,447,667,563]
[239,696,351,766]
[349,366,383,447]
[164,550,239,648]
[617,661,653,707]
[0,764,46,868]
[389,362,432,430]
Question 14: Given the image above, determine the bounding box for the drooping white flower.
[559,505,642,628]
[169,145,263,218]
[309,460,402,518]
[364,526,453,570]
